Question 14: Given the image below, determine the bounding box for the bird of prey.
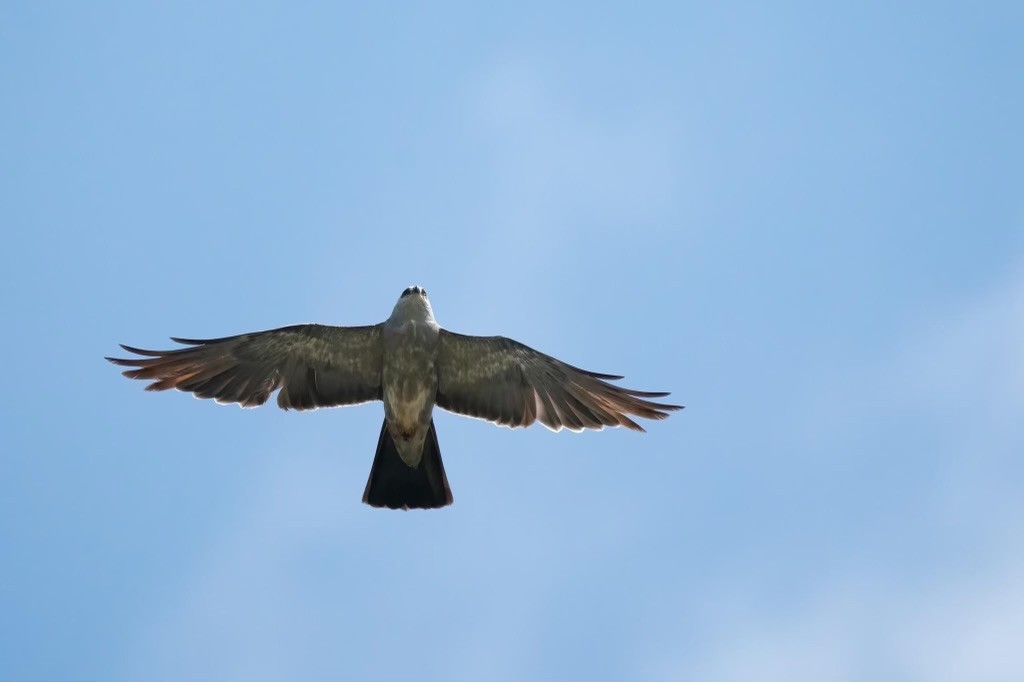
[107,286,683,509]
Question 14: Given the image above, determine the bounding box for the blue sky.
[2,2,1022,680]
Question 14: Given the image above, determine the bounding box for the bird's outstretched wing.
[107,324,383,410]
[434,331,683,431]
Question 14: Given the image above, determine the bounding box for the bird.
[106,286,683,510]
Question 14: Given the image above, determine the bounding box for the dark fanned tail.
[362,419,453,510]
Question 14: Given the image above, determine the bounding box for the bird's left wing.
[435,330,683,432]
[107,324,383,410]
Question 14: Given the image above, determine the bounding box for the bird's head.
[400,285,428,299]
[390,285,435,324]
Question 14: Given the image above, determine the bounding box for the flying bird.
[107,286,683,509]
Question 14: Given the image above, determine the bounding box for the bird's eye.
[420,289,427,296]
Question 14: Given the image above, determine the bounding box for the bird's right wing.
[435,330,683,431]
[107,324,383,410]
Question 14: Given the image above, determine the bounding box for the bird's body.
[381,290,439,467]
[107,286,683,509]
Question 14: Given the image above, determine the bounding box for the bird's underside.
[107,287,683,509]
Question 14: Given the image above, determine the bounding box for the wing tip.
[169,336,206,345]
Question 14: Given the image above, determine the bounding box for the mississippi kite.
[107,286,683,509]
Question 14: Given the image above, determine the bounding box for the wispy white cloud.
[445,58,691,339]
[674,558,1024,682]
[121,442,368,681]
[648,265,1024,681]
[469,58,684,236]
